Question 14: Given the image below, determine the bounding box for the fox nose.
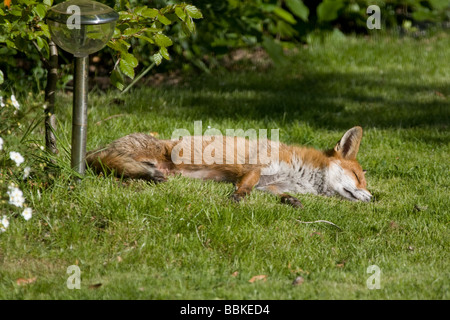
[364,190,372,202]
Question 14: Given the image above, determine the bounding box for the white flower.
[10,151,24,166]
[0,137,3,150]
[11,95,20,110]
[23,166,31,179]
[22,208,32,221]
[7,186,25,208]
[0,216,9,233]
[0,97,5,107]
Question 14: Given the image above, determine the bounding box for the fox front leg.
[231,169,261,203]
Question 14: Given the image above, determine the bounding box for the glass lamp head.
[47,0,119,57]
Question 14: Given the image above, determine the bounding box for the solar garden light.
[47,0,118,176]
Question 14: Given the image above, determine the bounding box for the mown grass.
[0,32,449,299]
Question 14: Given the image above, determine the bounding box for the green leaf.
[260,4,277,12]
[110,69,124,91]
[119,39,131,49]
[185,5,203,19]
[317,0,345,22]
[154,34,173,47]
[133,6,146,16]
[142,8,159,18]
[276,20,298,38]
[285,0,309,22]
[10,8,23,16]
[157,13,171,25]
[0,69,4,85]
[152,52,163,66]
[273,7,296,24]
[175,6,186,21]
[5,39,16,49]
[136,34,155,44]
[185,16,195,33]
[123,28,141,36]
[145,26,164,33]
[120,58,135,79]
[112,28,121,39]
[412,8,436,21]
[118,0,130,11]
[123,52,138,67]
[36,36,45,49]
[107,39,130,54]
[192,58,210,73]
[43,0,53,7]
[33,4,47,19]
[38,23,50,38]
[159,46,170,60]
[262,35,286,66]
[181,22,191,36]
[119,11,133,21]
[118,53,139,79]
[428,0,449,10]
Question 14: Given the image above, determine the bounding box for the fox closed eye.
[353,171,360,184]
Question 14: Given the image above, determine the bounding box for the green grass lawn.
[0,32,449,299]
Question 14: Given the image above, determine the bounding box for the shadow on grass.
[121,68,449,131]
[165,69,450,129]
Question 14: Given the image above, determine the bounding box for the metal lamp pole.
[71,56,89,175]
[47,0,119,176]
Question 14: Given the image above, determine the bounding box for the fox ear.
[334,126,363,160]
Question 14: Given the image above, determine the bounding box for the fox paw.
[280,194,303,209]
[231,193,245,203]
[152,171,167,183]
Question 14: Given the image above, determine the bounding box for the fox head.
[328,126,372,202]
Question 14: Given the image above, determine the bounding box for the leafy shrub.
[148,0,449,71]
[0,0,203,92]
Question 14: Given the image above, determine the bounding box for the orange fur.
[86,127,371,207]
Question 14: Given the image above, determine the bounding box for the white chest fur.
[256,157,334,196]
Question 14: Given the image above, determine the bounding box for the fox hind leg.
[280,194,303,208]
[262,185,303,209]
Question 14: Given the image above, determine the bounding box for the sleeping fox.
[86,126,371,208]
